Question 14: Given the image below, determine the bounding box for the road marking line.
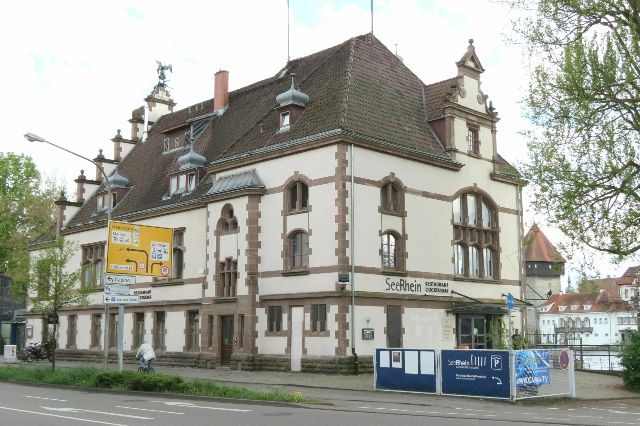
[41,406,153,419]
[0,406,126,426]
[154,401,251,412]
[548,407,559,410]
[115,406,184,414]
[570,415,604,419]
[25,395,67,402]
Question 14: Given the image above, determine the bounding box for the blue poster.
[441,350,511,398]
[515,350,550,387]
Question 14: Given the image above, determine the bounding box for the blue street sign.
[506,293,515,310]
[441,350,511,399]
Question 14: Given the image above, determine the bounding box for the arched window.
[173,248,183,279]
[218,204,238,234]
[381,233,398,269]
[289,231,309,269]
[288,181,309,213]
[604,317,608,324]
[584,317,590,327]
[452,191,498,279]
[559,318,565,327]
[379,177,405,214]
[381,183,399,212]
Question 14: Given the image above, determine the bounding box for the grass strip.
[0,365,307,403]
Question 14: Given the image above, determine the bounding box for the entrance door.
[386,306,402,348]
[220,316,234,365]
[290,307,303,372]
[458,315,487,349]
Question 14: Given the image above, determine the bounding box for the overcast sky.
[1,0,634,284]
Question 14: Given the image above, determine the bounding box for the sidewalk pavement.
[2,358,636,401]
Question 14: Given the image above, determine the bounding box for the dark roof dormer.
[177,145,207,171]
[275,74,310,132]
[107,170,129,188]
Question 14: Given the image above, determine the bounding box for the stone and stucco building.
[27,34,523,372]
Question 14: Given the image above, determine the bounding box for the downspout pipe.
[350,144,358,375]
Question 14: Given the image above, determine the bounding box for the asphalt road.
[1,381,640,425]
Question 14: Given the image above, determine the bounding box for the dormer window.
[169,172,198,196]
[559,306,566,311]
[96,192,117,211]
[571,305,579,310]
[185,131,191,146]
[174,138,180,149]
[280,112,290,130]
[164,138,170,152]
[583,305,592,311]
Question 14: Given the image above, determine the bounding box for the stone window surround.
[81,242,106,289]
[379,229,407,275]
[283,229,312,273]
[285,174,311,215]
[451,187,499,281]
[265,305,285,336]
[66,314,77,350]
[378,173,406,216]
[90,313,102,350]
[184,309,200,352]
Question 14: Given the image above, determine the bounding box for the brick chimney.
[214,70,229,114]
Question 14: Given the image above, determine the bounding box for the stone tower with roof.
[523,225,565,333]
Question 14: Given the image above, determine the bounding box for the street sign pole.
[118,303,124,371]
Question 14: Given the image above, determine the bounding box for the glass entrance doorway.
[458,315,487,349]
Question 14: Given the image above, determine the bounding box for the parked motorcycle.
[20,342,53,363]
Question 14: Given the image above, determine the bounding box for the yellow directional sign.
[106,221,173,277]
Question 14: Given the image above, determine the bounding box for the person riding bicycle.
[135,340,156,370]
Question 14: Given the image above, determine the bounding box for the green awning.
[450,303,509,315]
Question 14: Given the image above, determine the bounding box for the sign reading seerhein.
[383,277,457,297]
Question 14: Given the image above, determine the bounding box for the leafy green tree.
[0,153,56,283]
[507,0,640,258]
[621,331,640,389]
[18,238,91,371]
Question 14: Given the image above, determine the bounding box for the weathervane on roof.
[156,61,172,85]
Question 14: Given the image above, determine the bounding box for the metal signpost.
[105,221,172,372]
[506,293,515,349]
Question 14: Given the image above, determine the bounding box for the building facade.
[537,291,636,345]
[27,34,523,372]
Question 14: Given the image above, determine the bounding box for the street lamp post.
[24,133,115,370]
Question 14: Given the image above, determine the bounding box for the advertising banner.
[375,348,437,393]
[106,221,173,277]
[515,350,550,387]
[441,350,510,399]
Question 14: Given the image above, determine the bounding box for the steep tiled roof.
[581,277,618,295]
[424,77,458,120]
[617,266,640,286]
[539,291,634,314]
[64,34,469,230]
[524,225,565,263]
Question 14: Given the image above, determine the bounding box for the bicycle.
[137,358,155,374]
